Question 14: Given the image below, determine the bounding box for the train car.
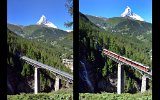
[103,49,150,72]
[130,60,149,72]
[128,60,149,72]
[118,56,125,61]
[126,58,132,64]
[106,49,119,58]
[102,49,109,54]
[119,55,149,71]
[102,49,106,53]
[144,66,149,72]
[103,49,113,57]
[140,65,149,72]
[121,56,147,69]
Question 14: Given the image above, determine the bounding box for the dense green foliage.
[7,28,72,93]
[7,24,73,56]
[79,91,152,100]
[7,0,73,94]
[79,12,152,93]
[7,29,72,73]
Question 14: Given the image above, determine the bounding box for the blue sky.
[80,0,152,23]
[7,0,73,31]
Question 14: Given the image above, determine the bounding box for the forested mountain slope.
[79,12,151,93]
[7,29,72,94]
[85,14,152,43]
[7,24,73,58]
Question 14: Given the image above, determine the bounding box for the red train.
[102,49,149,72]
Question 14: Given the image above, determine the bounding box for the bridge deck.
[21,56,73,82]
[103,49,152,76]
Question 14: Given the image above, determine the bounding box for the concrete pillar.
[141,75,147,93]
[34,67,40,94]
[117,63,124,94]
[66,81,70,88]
[55,76,60,91]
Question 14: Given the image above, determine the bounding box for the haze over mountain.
[37,15,58,28]
[121,6,144,21]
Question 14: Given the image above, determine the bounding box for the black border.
[0,0,7,99]
[152,0,160,99]
[73,0,79,99]
[2,0,160,99]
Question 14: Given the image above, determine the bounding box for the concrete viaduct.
[102,49,152,94]
[20,56,73,94]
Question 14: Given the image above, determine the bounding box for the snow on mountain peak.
[121,6,132,17]
[37,15,57,28]
[121,6,144,21]
[37,15,47,24]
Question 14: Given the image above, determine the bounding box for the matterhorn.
[37,15,57,28]
[121,6,144,21]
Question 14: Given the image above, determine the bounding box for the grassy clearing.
[7,89,152,100]
[79,90,152,100]
[7,88,73,100]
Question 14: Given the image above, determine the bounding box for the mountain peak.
[37,15,57,28]
[37,15,47,24]
[126,6,131,9]
[121,6,144,21]
[41,15,45,17]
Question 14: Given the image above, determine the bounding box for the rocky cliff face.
[7,65,33,94]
